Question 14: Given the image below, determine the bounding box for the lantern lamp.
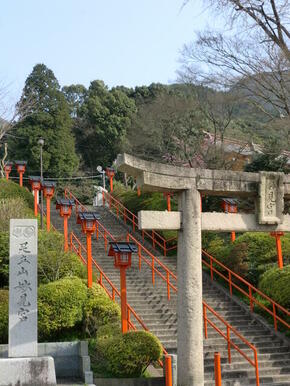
[222,198,238,242]
[76,212,101,288]
[108,241,137,333]
[55,198,75,251]
[41,181,56,232]
[29,176,42,216]
[4,161,13,180]
[14,160,27,187]
[106,167,115,192]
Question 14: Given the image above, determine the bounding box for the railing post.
[96,223,99,240]
[69,233,72,251]
[165,355,173,386]
[229,271,232,296]
[249,287,253,312]
[227,326,231,363]
[214,352,222,386]
[254,349,260,386]
[152,256,155,285]
[273,303,277,331]
[138,245,141,271]
[112,288,115,301]
[203,304,208,339]
[166,271,171,300]
[127,308,131,331]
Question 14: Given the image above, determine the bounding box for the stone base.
[0,356,56,386]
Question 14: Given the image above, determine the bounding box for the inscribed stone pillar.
[177,188,204,386]
[9,219,38,357]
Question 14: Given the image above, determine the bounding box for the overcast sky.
[1,0,223,103]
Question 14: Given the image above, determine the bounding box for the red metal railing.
[65,188,261,385]
[102,191,289,333]
[204,303,259,386]
[102,191,177,256]
[202,250,290,332]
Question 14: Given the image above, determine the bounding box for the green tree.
[77,80,136,169]
[12,64,79,177]
[62,84,87,117]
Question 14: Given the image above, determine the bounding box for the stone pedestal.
[0,356,56,386]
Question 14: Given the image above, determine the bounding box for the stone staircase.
[50,204,290,385]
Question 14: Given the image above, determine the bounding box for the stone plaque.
[9,219,38,357]
[259,172,284,225]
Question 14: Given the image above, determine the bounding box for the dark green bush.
[38,277,87,339]
[38,230,87,283]
[90,326,163,378]
[0,180,34,209]
[258,265,290,309]
[84,284,120,337]
[0,198,34,231]
[205,232,290,285]
[0,290,8,343]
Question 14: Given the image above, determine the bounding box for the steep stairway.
[50,204,290,385]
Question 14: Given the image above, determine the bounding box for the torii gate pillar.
[116,153,290,386]
[177,188,204,385]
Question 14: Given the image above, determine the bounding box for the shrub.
[0,290,8,344]
[84,284,120,337]
[0,198,34,231]
[258,265,290,309]
[0,179,33,209]
[38,277,87,339]
[90,327,163,378]
[38,230,86,283]
[0,232,9,287]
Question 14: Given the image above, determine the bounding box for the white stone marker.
[9,219,38,358]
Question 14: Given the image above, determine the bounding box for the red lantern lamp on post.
[105,167,115,192]
[14,161,27,187]
[28,176,41,216]
[41,181,56,232]
[56,198,75,251]
[163,192,173,211]
[221,198,238,242]
[108,241,138,333]
[4,161,13,181]
[270,231,284,269]
[77,212,100,288]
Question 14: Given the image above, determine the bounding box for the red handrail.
[65,188,260,385]
[69,231,167,365]
[202,250,290,331]
[102,191,289,332]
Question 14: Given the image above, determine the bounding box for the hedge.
[84,284,120,337]
[0,230,87,288]
[258,265,290,310]
[90,325,163,378]
[0,180,34,209]
[0,290,8,343]
[38,277,88,339]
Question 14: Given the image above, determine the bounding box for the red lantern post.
[15,161,27,187]
[77,212,100,288]
[221,198,238,242]
[42,181,56,232]
[4,161,13,180]
[106,167,115,192]
[29,176,41,216]
[270,231,284,269]
[56,198,75,251]
[108,242,137,333]
[163,192,173,211]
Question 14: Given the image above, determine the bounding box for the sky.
[0,0,221,104]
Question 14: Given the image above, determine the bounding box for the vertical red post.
[231,231,236,242]
[120,266,128,333]
[214,352,222,386]
[5,171,9,180]
[34,191,38,216]
[167,194,171,212]
[110,177,113,192]
[271,232,284,269]
[87,232,93,288]
[137,187,141,196]
[19,171,24,187]
[63,215,68,251]
[165,356,172,386]
[46,197,51,232]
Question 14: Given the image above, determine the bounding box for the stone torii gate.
[116,153,290,386]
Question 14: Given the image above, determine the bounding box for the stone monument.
[0,219,57,386]
[116,153,290,386]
